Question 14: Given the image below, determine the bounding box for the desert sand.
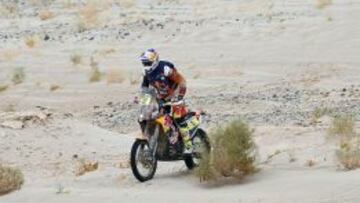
[1,0,360,202]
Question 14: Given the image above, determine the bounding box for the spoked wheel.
[130,139,157,182]
[184,128,211,170]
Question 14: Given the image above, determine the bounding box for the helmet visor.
[142,60,153,67]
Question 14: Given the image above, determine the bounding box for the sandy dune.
[1,0,360,202]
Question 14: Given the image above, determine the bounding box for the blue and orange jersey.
[141,60,186,99]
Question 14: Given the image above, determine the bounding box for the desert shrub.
[38,10,54,20]
[313,107,333,120]
[196,119,258,182]
[0,84,9,93]
[75,159,98,176]
[0,164,24,195]
[316,0,332,9]
[327,115,360,170]
[305,159,316,167]
[310,106,334,124]
[24,36,38,48]
[0,0,19,17]
[337,138,360,170]
[30,0,55,7]
[49,84,61,92]
[77,2,99,32]
[328,115,355,142]
[70,53,82,65]
[2,49,20,61]
[195,152,217,182]
[118,0,136,8]
[12,67,25,85]
[89,67,102,82]
[106,68,125,84]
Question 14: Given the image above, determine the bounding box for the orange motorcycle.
[130,88,211,182]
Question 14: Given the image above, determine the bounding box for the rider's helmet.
[140,48,159,72]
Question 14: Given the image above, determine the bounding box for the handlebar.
[160,99,185,107]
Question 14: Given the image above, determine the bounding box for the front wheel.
[184,129,211,170]
[130,139,157,182]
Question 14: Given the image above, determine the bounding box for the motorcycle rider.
[139,48,193,154]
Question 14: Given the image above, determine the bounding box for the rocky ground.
[93,84,360,133]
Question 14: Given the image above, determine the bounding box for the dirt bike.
[130,88,211,182]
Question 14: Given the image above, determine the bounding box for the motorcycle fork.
[149,124,160,157]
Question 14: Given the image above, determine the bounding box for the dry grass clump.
[25,36,38,48]
[30,0,55,7]
[116,160,130,169]
[0,164,24,195]
[70,53,82,65]
[328,115,355,142]
[38,10,54,21]
[0,84,9,93]
[50,84,61,92]
[89,56,102,82]
[316,0,332,9]
[337,138,360,170]
[77,2,100,32]
[12,67,25,85]
[0,1,19,17]
[117,0,136,8]
[62,0,76,8]
[327,115,360,170]
[195,152,217,182]
[195,119,258,182]
[311,106,333,124]
[2,49,20,61]
[75,159,99,176]
[305,159,316,167]
[106,68,126,84]
[89,67,102,82]
[313,107,333,120]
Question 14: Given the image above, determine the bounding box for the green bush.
[196,119,258,181]
[195,152,217,182]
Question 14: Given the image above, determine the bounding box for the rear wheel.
[130,139,157,182]
[184,129,211,170]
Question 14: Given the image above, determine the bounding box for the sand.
[1,0,360,202]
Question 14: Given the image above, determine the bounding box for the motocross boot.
[180,128,193,154]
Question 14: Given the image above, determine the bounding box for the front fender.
[155,115,171,133]
[135,133,148,141]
